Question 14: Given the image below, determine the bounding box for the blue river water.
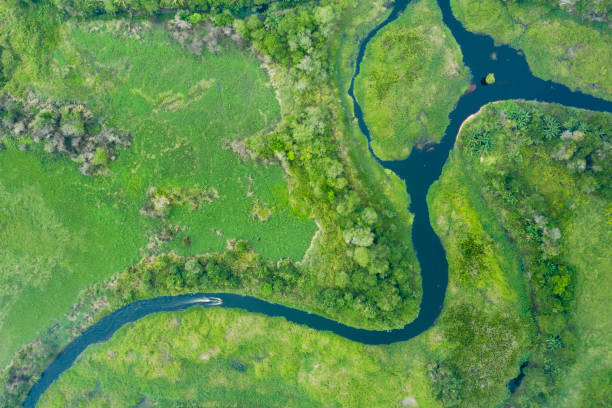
[23,0,612,406]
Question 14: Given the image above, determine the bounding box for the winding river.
[23,0,612,406]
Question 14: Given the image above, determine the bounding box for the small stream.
[23,0,612,406]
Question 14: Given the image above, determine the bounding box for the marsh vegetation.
[354,0,471,160]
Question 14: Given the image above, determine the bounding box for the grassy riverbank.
[38,307,419,407]
[450,0,612,101]
[354,0,470,160]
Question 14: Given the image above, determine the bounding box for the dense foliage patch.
[0,93,131,175]
[52,0,296,17]
[234,0,423,325]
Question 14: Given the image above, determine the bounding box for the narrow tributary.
[24,1,612,406]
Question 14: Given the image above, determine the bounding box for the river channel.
[24,0,612,406]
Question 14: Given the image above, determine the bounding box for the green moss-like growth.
[451,0,612,100]
[355,0,471,160]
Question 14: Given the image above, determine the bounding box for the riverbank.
[429,100,612,406]
[450,0,612,101]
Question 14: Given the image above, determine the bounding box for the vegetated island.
[32,100,612,408]
[354,0,471,160]
[450,0,612,100]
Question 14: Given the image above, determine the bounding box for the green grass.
[0,139,154,367]
[0,20,315,366]
[451,0,612,101]
[38,307,416,408]
[34,20,315,260]
[354,0,470,160]
[549,198,612,406]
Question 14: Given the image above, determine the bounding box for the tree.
[361,207,378,225]
[542,115,561,140]
[353,246,369,267]
[343,227,374,247]
[464,126,492,156]
[507,104,532,129]
[188,12,202,24]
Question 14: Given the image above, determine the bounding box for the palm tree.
[542,116,560,140]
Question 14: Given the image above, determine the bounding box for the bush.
[464,126,492,156]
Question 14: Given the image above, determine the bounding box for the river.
[23,0,612,406]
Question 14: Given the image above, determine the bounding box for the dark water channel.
[24,0,612,405]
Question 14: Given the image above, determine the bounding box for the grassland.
[450,0,612,101]
[354,0,470,160]
[0,139,154,368]
[0,20,315,366]
[31,20,315,260]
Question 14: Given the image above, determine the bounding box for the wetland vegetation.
[429,100,611,407]
[8,100,610,408]
[354,0,470,160]
[1,1,422,398]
